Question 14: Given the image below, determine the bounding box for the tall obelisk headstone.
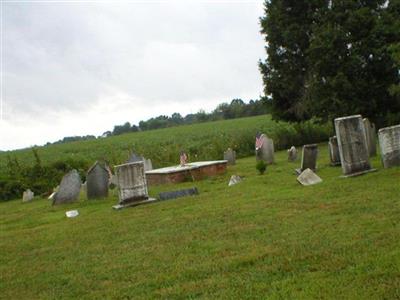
[334,115,375,177]
[378,124,400,168]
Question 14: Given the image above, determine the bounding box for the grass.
[1,143,399,299]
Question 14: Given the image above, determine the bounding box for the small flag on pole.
[255,132,264,151]
[180,151,188,166]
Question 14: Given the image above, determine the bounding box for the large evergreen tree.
[260,0,400,125]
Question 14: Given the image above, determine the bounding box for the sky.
[0,0,265,151]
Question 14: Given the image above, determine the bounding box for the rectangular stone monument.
[113,161,156,209]
[296,144,318,174]
[335,115,375,177]
[378,124,400,168]
[86,162,109,199]
[363,118,377,156]
[328,136,341,166]
[223,148,236,165]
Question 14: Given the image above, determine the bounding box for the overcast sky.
[0,0,265,151]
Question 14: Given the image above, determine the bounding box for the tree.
[259,0,325,121]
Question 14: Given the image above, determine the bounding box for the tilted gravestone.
[328,136,341,166]
[22,189,34,202]
[224,148,236,165]
[297,168,322,186]
[335,115,375,177]
[363,118,377,157]
[86,162,109,199]
[53,169,81,205]
[113,161,155,209]
[287,146,297,162]
[228,175,242,186]
[255,133,274,164]
[378,124,400,168]
[296,144,318,174]
[158,187,198,201]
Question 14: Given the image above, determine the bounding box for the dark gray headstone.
[378,124,400,168]
[158,187,198,201]
[115,162,149,205]
[256,134,274,164]
[363,118,377,157]
[287,146,297,162]
[53,170,81,205]
[127,152,144,163]
[328,136,341,166]
[335,115,374,176]
[224,148,236,165]
[86,162,109,199]
[296,144,318,174]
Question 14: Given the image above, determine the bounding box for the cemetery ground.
[1,145,399,299]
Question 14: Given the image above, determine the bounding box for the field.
[0,115,332,172]
[1,143,399,299]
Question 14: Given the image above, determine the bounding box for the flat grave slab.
[146,160,228,185]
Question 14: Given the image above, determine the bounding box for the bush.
[256,160,267,175]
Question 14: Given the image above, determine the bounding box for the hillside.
[0,115,331,172]
[1,145,399,298]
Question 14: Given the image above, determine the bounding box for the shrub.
[256,160,267,175]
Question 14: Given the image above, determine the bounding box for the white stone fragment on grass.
[228,175,242,186]
[66,210,79,218]
[297,168,322,186]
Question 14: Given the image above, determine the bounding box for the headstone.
[335,115,375,177]
[297,168,322,186]
[378,124,400,168]
[53,170,81,205]
[180,151,188,166]
[296,144,318,174]
[22,189,34,202]
[328,136,341,166]
[287,146,297,162]
[143,158,153,172]
[86,162,109,199]
[113,161,155,209]
[224,148,236,165]
[363,118,377,156]
[255,133,274,164]
[228,175,242,186]
[127,152,144,163]
[158,187,199,201]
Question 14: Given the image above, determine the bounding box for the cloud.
[0,1,265,150]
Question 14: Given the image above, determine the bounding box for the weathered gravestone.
[334,115,375,177]
[296,144,318,174]
[52,170,81,205]
[127,152,144,163]
[228,175,242,186]
[224,148,236,165]
[297,168,322,186]
[158,187,198,201]
[86,162,109,199]
[287,146,297,162]
[127,152,153,171]
[22,189,34,202]
[378,124,400,168]
[363,118,377,157]
[255,133,274,164]
[328,136,341,166]
[113,161,156,209]
[143,158,153,172]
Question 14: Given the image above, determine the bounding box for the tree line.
[259,0,400,127]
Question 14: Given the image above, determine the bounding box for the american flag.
[180,151,188,166]
[255,132,264,150]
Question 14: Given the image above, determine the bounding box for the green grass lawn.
[1,144,399,299]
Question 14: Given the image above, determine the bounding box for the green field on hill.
[1,144,399,299]
[0,115,332,172]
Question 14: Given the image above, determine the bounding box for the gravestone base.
[330,162,341,167]
[339,168,377,178]
[112,197,157,210]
